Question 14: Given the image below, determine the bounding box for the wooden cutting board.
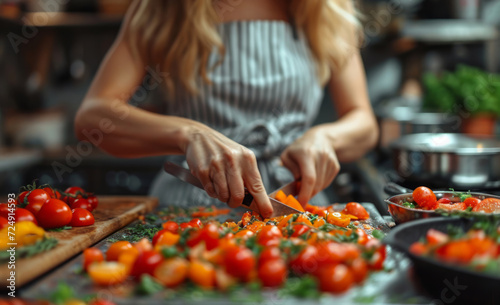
[0,196,158,287]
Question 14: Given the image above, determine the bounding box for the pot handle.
[384,182,413,196]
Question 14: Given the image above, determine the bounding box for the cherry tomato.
[436,198,451,204]
[88,262,128,286]
[0,216,8,230]
[318,264,354,293]
[17,191,29,205]
[162,221,179,233]
[36,199,72,229]
[83,248,104,271]
[154,257,189,287]
[152,229,171,246]
[189,218,202,228]
[43,187,61,199]
[464,197,481,209]
[350,258,368,283]
[257,225,282,246]
[223,246,256,281]
[131,250,163,277]
[426,229,449,245]
[179,222,192,229]
[473,198,500,213]
[14,208,38,225]
[26,189,49,206]
[107,241,134,261]
[86,195,99,212]
[258,247,282,265]
[64,186,85,205]
[289,245,319,275]
[88,299,116,305]
[258,258,287,287]
[189,259,216,288]
[70,198,92,211]
[25,201,44,216]
[412,186,437,209]
[367,245,386,270]
[342,202,369,220]
[314,242,359,265]
[186,223,219,250]
[0,203,9,217]
[70,208,95,227]
[291,224,310,238]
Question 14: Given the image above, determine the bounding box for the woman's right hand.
[182,127,273,218]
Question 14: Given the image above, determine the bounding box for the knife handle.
[241,191,254,207]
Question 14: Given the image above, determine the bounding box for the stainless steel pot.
[391,133,500,189]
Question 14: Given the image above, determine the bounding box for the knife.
[163,162,303,217]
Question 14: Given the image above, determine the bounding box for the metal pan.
[391,133,500,189]
[384,183,500,224]
[384,217,500,305]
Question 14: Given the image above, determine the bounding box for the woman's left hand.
[280,127,340,206]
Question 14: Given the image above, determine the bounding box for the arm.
[75,1,273,216]
[281,52,378,205]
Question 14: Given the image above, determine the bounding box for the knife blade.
[163,162,303,217]
[269,180,300,199]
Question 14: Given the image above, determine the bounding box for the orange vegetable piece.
[154,257,189,287]
[88,262,128,286]
[284,195,305,212]
[277,214,294,228]
[246,221,265,233]
[134,238,153,253]
[275,190,287,203]
[83,248,104,271]
[189,260,216,289]
[234,229,254,239]
[342,202,369,220]
[106,241,134,261]
[326,212,351,227]
[292,214,312,226]
[313,218,326,228]
[118,251,139,274]
[473,198,500,213]
[155,231,180,248]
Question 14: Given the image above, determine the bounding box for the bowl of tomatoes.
[384,184,500,224]
[384,217,500,305]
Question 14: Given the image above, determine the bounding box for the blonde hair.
[128,0,361,97]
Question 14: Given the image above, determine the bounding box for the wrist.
[176,121,206,154]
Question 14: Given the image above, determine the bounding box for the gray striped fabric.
[149,20,327,207]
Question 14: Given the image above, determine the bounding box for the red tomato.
[314,242,359,265]
[342,202,369,220]
[26,189,49,206]
[86,195,99,212]
[43,187,60,199]
[36,199,72,229]
[367,246,386,270]
[70,208,95,227]
[179,222,192,229]
[412,186,437,209]
[0,216,8,229]
[70,198,92,211]
[473,198,500,213]
[17,191,29,205]
[318,264,354,293]
[257,225,283,246]
[14,208,38,225]
[64,186,85,205]
[83,248,104,271]
[0,204,10,219]
[88,299,116,305]
[426,229,449,245]
[350,258,368,283]
[25,201,44,216]
[437,240,474,264]
[289,245,319,275]
[258,247,282,265]
[223,246,256,280]
[291,224,310,238]
[131,250,163,277]
[464,197,481,209]
[186,223,219,250]
[258,258,287,287]
[189,218,202,228]
[436,198,451,204]
[162,221,179,233]
[152,229,171,246]
[438,202,467,211]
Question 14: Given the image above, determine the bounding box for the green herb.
[161,246,183,258]
[48,226,72,232]
[278,276,320,299]
[402,201,416,209]
[178,228,194,246]
[122,222,162,242]
[245,235,263,256]
[446,224,465,239]
[266,220,277,226]
[0,237,58,262]
[135,274,164,295]
[372,229,385,240]
[449,188,472,202]
[331,230,358,243]
[50,282,74,305]
[145,214,160,223]
[307,213,319,223]
[318,223,347,233]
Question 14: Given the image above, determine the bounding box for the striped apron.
[149,20,326,207]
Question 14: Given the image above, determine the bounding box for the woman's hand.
[183,127,273,218]
[280,127,340,206]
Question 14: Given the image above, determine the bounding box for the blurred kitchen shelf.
[402,20,498,44]
[0,148,43,172]
[0,12,122,28]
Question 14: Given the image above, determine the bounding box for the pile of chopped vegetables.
[82,202,387,295]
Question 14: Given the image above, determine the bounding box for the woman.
[75,0,378,218]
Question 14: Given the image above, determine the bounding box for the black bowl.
[384,217,500,305]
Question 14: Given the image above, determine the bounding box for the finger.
[313,159,327,197]
[210,168,230,203]
[226,167,245,209]
[242,150,272,218]
[281,152,301,180]
[294,157,316,206]
[188,163,217,198]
